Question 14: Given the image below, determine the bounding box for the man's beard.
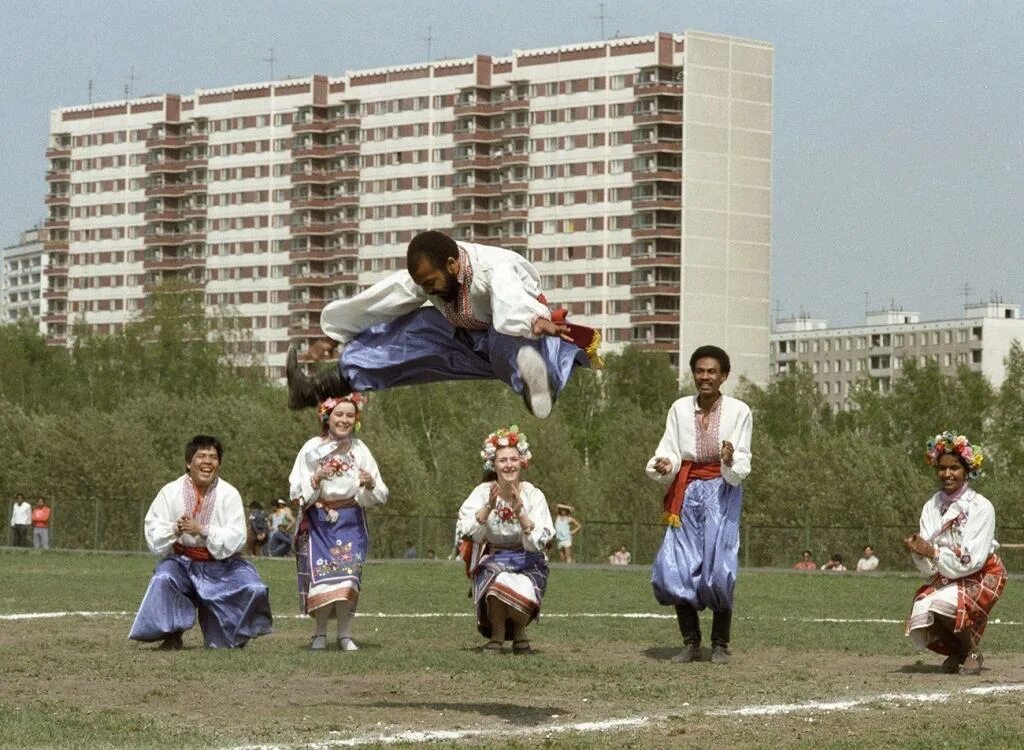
[437,270,460,303]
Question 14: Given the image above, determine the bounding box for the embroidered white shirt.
[144,476,247,560]
[457,481,554,552]
[912,487,998,580]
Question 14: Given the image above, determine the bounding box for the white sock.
[313,607,330,637]
[335,601,358,650]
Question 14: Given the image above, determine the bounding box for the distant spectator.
[403,542,417,559]
[821,553,846,572]
[10,493,31,547]
[426,548,437,560]
[248,501,269,556]
[553,504,582,563]
[609,545,632,566]
[267,498,295,557]
[856,545,879,572]
[31,496,51,550]
[793,549,817,571]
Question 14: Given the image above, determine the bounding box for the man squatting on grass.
[129,435,273,649]
[646,345,752,665]
[286,230,602,419]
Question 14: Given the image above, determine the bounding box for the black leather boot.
[286,344,351,409]
[671,602,701,663]
[711,609,732,664]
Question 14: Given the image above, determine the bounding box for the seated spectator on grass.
[267,498,295,557]
[609,545,632,565]
[905,431,1006,676]
[820,553,846,572]
[457,426,554,655]
[856,545,879,572]
[129,435,273,649]
[793,549,817,571]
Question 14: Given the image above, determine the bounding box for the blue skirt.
[128,554,272,648]
[651,477,743,612]
[472,547,549,638]
[295,504,368,614]
[340,307,587,395]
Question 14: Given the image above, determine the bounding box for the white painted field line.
[225,716,653,750]
[710,683,1024,717]
[223,684,1024,749]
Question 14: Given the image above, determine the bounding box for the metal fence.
[7,499,1024,572]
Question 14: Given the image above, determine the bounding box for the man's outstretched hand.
[533,317,573,342]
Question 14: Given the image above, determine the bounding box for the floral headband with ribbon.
[318,393,364,425]
[925,430,984,479]
[480,425,532,471]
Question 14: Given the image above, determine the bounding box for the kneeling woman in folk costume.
[457,426,554,655]
[290,394,388,651]
[905,431,1007,675]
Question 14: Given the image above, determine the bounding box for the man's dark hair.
[185,434,223,465]
[406,230,458,273]
[689,345,731,374]
[15,493,24,500]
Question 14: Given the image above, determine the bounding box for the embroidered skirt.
[295,504,369,614]
[471,547,549,638]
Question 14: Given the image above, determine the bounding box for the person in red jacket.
[31,496,51,550]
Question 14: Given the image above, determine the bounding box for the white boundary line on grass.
[0,610,1020,627]
[222,684,1024,749]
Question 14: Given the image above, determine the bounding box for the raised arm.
[320,271,427,344]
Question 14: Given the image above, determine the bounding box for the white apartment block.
[770,302,1024,411]
[1,227,53,332]
[44,30,772,383]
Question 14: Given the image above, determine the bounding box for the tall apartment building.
[770,302,1024,411]
[44,30,772,382]
[1,227,54,333]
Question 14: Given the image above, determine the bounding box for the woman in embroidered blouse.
[290,394,388,651]
[457,426,554,655]
[645,345,752,665]
[904,431,1006,675]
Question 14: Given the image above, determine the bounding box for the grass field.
[2,549,1023,749]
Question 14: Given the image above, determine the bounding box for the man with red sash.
[286,230,601,419]
[129,435,273,649]
[645,346,752,665]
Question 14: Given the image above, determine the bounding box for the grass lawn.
[1,549,1022,748]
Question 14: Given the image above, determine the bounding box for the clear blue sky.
[2,0,1021,326]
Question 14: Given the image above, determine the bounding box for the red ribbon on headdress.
[661,461,722,527]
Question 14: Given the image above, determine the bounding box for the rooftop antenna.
[422,25,433,60]
[772,298,782,325]
[595,2,609,40]
[88,79,93,105]
[960,282,971,309]
[263,47,277,80]
[127,66,136,98]
[863,291,870,315]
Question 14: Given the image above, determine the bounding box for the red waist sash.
[173,542,213,562]
[662,461,722,527]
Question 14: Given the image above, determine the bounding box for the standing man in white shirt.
[10,493,32,547]
[286,230,601,419]
[645,345,753,665]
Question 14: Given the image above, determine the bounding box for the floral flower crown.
[481,425,532,471]
[925,430,984,478]
[318,393,364,424]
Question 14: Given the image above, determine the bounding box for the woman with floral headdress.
[904,431,1006,675]
[289,394,388,651]
[456,426,554,655]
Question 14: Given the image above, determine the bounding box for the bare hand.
[488,482,499,507]
[358,469,375,490]
[532,317,574,342]
[721,441,735,467]
[904,533,937,559]
[653,457,672,475]
[177,516,204,536]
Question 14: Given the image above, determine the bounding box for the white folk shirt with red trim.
[319,241,551,344]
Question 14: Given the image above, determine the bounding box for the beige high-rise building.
[770,302,1024,411]
[43,30,772,383]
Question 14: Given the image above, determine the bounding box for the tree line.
[3,294,1023,566]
